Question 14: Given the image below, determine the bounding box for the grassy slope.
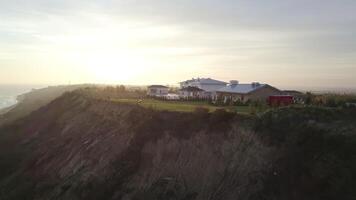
[112,98,252,113]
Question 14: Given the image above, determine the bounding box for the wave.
[0,96,18,110]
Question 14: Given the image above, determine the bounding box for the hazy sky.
[1,0,356,89]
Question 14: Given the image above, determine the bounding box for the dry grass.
[112,98,251,114]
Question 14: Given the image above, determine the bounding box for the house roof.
[180,86,205,92]
[180,78,227,85]
[148,85,168,88]
[217,83,269,94]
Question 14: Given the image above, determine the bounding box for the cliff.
[0,92,355,200]
[0,84,93,126]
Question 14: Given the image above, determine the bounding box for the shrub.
[209,109,235,132]
[194,107,209,116]
[233,99,246,106]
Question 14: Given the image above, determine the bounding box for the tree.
[305,92,313,105]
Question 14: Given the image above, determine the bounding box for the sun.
[50,17,180,84]
[88,53,144,83]
[65,49,148,84]
[88,52,143,84]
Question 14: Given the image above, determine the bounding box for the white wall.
[148,87,169,96]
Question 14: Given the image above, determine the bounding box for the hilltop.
[0,84,101,126]
[0,91,355,200]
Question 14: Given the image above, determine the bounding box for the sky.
[0,0,356,90]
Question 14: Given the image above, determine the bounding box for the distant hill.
[0,84,93,126]
[0,91,355,200]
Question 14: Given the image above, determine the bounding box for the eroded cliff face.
[0,93,273,200]
[1,92,355,200]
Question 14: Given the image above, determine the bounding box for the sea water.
[0,85,43,110]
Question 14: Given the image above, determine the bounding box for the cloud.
[0,0,356,88]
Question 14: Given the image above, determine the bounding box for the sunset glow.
[1,1,356,89]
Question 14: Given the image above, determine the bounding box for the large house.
[147,85,169,97]
[216,80,282,102]
[179,86,205,98]
[148,78,283,102]
[179,78,228,97]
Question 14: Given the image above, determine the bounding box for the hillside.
[0,84,95,126]
[0,91,355,200]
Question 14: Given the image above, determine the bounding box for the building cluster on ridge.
[147,78,292,104]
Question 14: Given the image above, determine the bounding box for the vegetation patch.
[112,98,253,114]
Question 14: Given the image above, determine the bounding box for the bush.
[194,107,209,115]
[209,109,236,132]
[255,106,356,200]
[233,99,247,106]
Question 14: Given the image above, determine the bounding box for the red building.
[268,95,294,106]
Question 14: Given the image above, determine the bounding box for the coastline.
[0,85,37,116]
[0,95,22,115]
[0,104,17,115]
[0,84,90,125]
[0,93,26,116]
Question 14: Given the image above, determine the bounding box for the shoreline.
[0,94,24,115]
[0,102,18,115]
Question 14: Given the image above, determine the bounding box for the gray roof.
[218,83,268,94]
[180,86,204,92]
[180,78,227,85]
[148,85,168,88]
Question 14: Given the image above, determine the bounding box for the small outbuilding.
[147,85,169,97]
[268,95,294,106]
[283,90,306,103]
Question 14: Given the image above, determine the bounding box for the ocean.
[0,85,44,110]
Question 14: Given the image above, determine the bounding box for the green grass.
[112,99,253,114]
